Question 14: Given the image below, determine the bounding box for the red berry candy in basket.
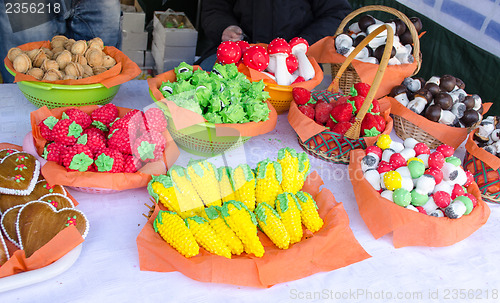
[292,87,311,106]
[91,103,118,127]
[65,108,92,129]
[52,119,83,146]
[39,116,58,141]
[61,144,94,172]
[144,108,168,132]
[94,148,125,173]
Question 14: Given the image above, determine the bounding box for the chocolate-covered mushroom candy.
[358,15,376,32]
[410,17,423,32]
[471,94,482,111]
[449,88,467,103]
[374,45,396,62]
[407,94,428,114]
[353,33,366,47]
[424,82,441,97]
[434,92,453,110]
[399,29,413,45]
[391,18,407,36]
[390,85,409,106]
[460,109,480,127]
[402,77,421,93]
[477,104,484,115]
[455,77,465,90]
[335,34,354,56]
[415,88,433,103]
[426,76,441,86]
[462,95,475,110]
[425,104,442,122]
[439,75,456,92]
[439,110,458,125]
[489,129,500,141]
[451,102,466,119]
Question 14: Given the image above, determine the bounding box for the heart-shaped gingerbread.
[0,149,19,160]
[0,180,66,213]
[1,233,8,266]
[39,193,74,210]
[1,205,23,247]
[17,201,89,257]
[0,152,40,196]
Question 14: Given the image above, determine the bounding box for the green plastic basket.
[6,65,120,108]
[149,89,250,157]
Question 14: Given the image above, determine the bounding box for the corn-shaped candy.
[275,193,303,244]
[295,191,324,233]
[185,216,232,259]
[200,206,244,255]
[232,164,256,211]
[154,210,199,258]
[147,175,197,218]
[293,153,310,193]
[169,165,204,215]
[220,201,264,257]
[218,166,236,203]
[255,160,283,208]
[255,202,290,249]
[277,147,300,193]
[187,160,222,207]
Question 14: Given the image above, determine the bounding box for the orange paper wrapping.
[307,36,417,98]
[390,97,492,149]
[288,97,393,145]
[465,129,500,170]
[147,67,278,137]
[4,41,141,88]
[348,149,490,248]
[136,171,371,288]
[30,106,180,190]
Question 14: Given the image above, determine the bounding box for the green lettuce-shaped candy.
[245,101,270,122]
[159,81,176,97]
[208,96,223,113]
[171,91,203,115]
[224,63,240,79]
[246,80,269,101]
[221,103,246,123]
[190,69,210,86]
[195,86,212,108]
[174,62,194,81]
[174,80,195,94]
[204,112,223,124]
[211,63,227,79]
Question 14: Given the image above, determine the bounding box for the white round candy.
[401,177,414,192]
[380,190,394,202]
[382,149,395,162]
[403,138,419,149]
[415,174,436,196]
[365,169,381,191]
[406,204,419,212]
[433,180,454,195]
[400,148,416,161]
[444,200,467,219]
[429,209,445,217]
[442,162,459,182]
[390,141,405,153]
[421,196,439,214]
[417,154,429,168]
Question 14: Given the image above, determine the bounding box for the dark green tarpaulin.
[348,0,500,115]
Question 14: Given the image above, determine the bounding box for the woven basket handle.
[334,5,421,75]
[329,24,394,139]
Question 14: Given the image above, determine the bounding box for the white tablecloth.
[1,81,499,303]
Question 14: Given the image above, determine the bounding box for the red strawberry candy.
[315,102,334,125]
[108,128,133,155]
[217,41,242,64]
[370,99,380,114]
[145,107,168,132]
[291,76,305,84]
[415,206,427,214]
[94,148,125,173]
[377,161,393,174]
[123,154,142,173]
[61,144,94,172]
[286,54,299,74]
[366,146,383,159]
[292,87,311,106]
[39,116,59,141]
[348,95,365,114]
[353,82,371,97]
[83,127,106,141]
[451,183,465,200]
[414,143,430,156]
[361,113,383,137]
[332,95,349,107]
[428,151,445,169]
[132,133,166,162]
[464,193,478,207]
[298,104,315,120]
[77,132,106,154]
[331,121,352,135]
[91,103,119,127]
[325,118,336,130]
[52,119,83,146]
[42,142,66,165]
[330,102,353,123]
[433,191,451,208]
[373,114,386,131]
[436,144,455,157]
[65,108,92,129]
[389,153,406,169]
[464,171,474,187]
[425,167,443,184]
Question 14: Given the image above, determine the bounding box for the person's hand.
[222,25,243,42]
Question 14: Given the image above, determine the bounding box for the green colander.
[149,89,250,157]
[6,65,120,108]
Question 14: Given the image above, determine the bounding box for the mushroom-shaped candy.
[243,45,269,72]
[286,54,298,74]
[390,85,409,106]
[267,38,292,85]
[335,34,353,56]
[217,41,242,64]
[289,37,315,81]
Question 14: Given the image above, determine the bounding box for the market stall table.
[1,81,499,302]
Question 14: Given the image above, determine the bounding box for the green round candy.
[411,189,429,206]
[445,156,461,167]
[393,188,411,207]
[455,196,473,215]
[408,160,426,179]
[462,186,467,193]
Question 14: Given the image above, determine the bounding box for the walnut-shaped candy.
[41,59,59,72]
[71,40,88,55]
[27,68,44,80]
[13,53,32,73]
[56,50,72,69]
[102,55,116,68]
[7,47,23,62]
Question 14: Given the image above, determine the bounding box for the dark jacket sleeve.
[298,0,352,45]
[201,0,240,45]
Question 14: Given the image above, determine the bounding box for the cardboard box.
[123,11,145,32]
[123,50,144,66]
[144,50,154,67]
[152,41,195,73]
[152,11,198,47]
[121,30,148,51]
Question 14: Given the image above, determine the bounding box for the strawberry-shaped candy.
[377,161,393,174]
[330,121,352,135]
[433,191,451,208]
[286,54,299,74]
[451,183,465,199]
[64,108,92,129]
[436,144,454,157]
[348,95,364,114]
[91,103,119,127]
[94,148,125,173]
[425,167,443,184]
[52,119,83,146]
[314,101,334,125]
[464,193,478,207]
[370,99,380,114]
[82,127,106,141]
[352,82,371,97]
[111,109,146,137]
[298,104,315,120]
[61,144,94,172]
[366,146,382,160]
[39,116,59,141]
[243,45,269,71]
[325,118,336,130]
[389,153,406,170]
[428,151,445,169]
[77,132,106,154]
[413,142,430,156]
[123,154,142,173]
[464,171,474,187]
[42,142,66,165]
[361,113,384,137]
[330,102,353,123]
[132,132,166,162]
[415,206,427,214]
[291,76,305,84]
[292,87,311,106]
[108,128,133,155]
[145,107,168,132]
[217,41,242,64]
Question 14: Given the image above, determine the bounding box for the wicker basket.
[291,24,394,164]
[393,115,443,148]
[330,5,421,94]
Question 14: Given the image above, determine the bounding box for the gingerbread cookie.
[0,148,19,160]
[0,152,40,196]
[0,232,8,266]
[1,205,23,247]
[0,180,67,213]
[39,193,75,210]
[17,201,89,257]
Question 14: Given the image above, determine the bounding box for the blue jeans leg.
[199,53,217,71]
